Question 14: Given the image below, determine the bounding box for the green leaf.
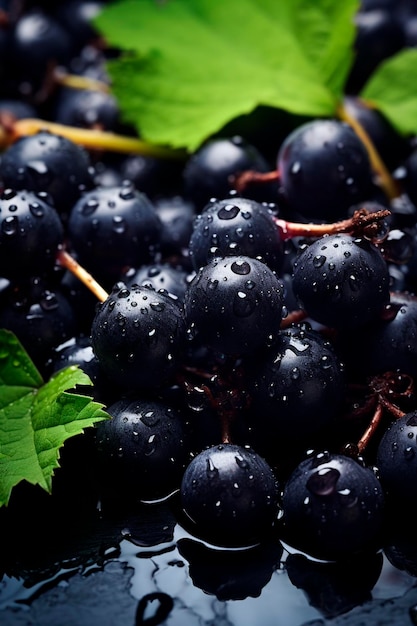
[360,48,417,138]
[94,0,359,151]
[0,329,109,507]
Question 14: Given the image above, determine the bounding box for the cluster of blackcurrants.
[2,0,417,564]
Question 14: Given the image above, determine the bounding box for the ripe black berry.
[0,188,64,281]
[180,443,280,547]
[184,255,285,356]
[278,119,373,220]
[281,451,385,561]
[91,282,186,392]
[292,233,390,329]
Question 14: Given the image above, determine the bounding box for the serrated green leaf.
[94,0,359,151]
[360,48,417,138]
[0,329,109,507]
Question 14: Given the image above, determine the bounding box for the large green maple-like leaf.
[0,329,109,507]
[94,0,359,151]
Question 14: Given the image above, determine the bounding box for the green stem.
[336,102,401,201]
[0,117,188,160]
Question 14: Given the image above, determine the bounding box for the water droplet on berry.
[81,199,99,215]
[233,291,255,317]
[2,215,19,236]
[145,434,157,456]
[307,467,340,496]
[29,203,45,217]
[206,457,219,478]
[231,259,251,275]
[112,216,126,233]
[218,204,239,220]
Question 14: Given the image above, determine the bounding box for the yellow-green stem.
[336,102,401,201]
[0,117,187,160]
[53,70,111,93]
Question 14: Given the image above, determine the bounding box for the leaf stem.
[0,117,187,160]
[336,102,401,201]
[57,249,109,303]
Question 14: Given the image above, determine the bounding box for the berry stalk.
[57,249,109,302]
[274,206,391,241]
[336,102,401,201]
[0,117,187,159]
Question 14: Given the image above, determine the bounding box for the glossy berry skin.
[346,8,405,94]
[292,233,390,329]
[0,281,77,372]
[68,183,162,286]
[337,291,417,380]
[278,120,373,220]
[376,412,417,503]
[247,326,345,445]
[95,397,190,503]
[11,9,73,93]
[281,451,385,561]
[188,197,283,273]
[122,262,189,304]
[343,96,410,171]
[0,131,94,216]
[184,255,285,356]
[180,443,280,547]
[154,195,195,259]
[91,283,186,392]
[0,188,64,280]
[53,87,120,131]
[183,136,271,210]
[54,1,104,52]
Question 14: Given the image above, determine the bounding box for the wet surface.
[1,486,417,626]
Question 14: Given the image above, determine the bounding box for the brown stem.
[378,396,406,420]
[356,401,384,455]
[199,382,233,444]
[233,169,280,194]
[274,207,391,241]
[57,249,109,303]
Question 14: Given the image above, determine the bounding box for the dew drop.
[112,215,126,234]
[290,367,300,380]
[291,161,301,175]
[207,279,219,290]
[231,259,251,275]
[218,204,240,220]
[235,455,249,469]
[81,198,99,216]
[144,434,157,456]
[206,457,219,478]
[307,467,340,496]
[2,215,18,236]
[29,202,45,218]
[233,291,255,317]
[141,410,160,427]
[40,292,59,311]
